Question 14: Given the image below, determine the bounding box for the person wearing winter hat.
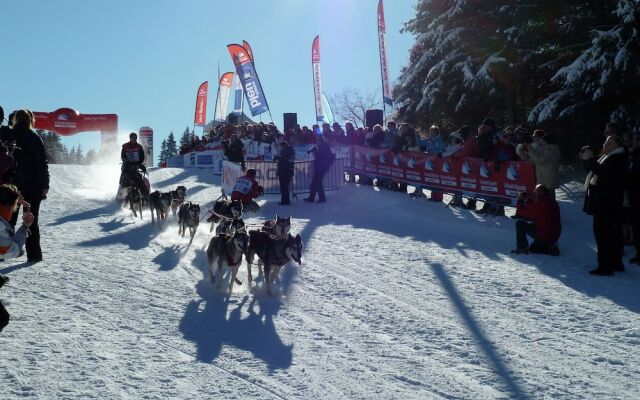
[528,131,562,198]
[581,135,627,276]
[0,184,35,332]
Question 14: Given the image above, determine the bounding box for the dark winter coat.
[274,144,295,178]
[310,142,333,173]
[11,127,50,195]
[121,142,145,166]
[583,148,627,218]
[224,139,245,164]
[0,125,13,144]
[516,195,562,244]
[477,128,496,161]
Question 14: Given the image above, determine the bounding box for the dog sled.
[116,164,150,201]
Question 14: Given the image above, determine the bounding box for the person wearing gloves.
[1,184,35,332]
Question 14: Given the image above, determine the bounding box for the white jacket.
[0,218,28,261]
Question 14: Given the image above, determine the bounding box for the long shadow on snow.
[76,221,156,251]
[179,247,293,370]
[152,169,216,189]
[260,185,506,262]
[432,263,531,399]
[49,200,122,227]
[263,184,640,314]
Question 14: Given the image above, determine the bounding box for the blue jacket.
[422,135,446,155]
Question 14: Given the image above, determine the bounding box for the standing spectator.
[514,124,532,160]
[304,136,334,203]
[581,135,627,275]
[365,124,386,148]
[10,110,49,263]
[1,184,35,331]
[627,132,640,265]
[511,184,561,255]
[223,134,245,169]
[332,122,345,143]
[423,126,446,202]
[0,106,13,143]
[527,130,561,198]
[274,141,295,205]
[384,121,398,149]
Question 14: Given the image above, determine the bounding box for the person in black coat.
[304,136,333,203]
[274,141,295,205]
[9,109,49,263]
[627,132,640,264]
[581,135,627,275]
[224,134,245,169]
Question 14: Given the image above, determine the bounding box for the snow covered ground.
[1,164,639,399]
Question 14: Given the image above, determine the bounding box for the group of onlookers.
[0,105,50,332]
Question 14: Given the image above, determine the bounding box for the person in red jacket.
[231,168,263,212]
[511,184,561,255]
[119,132,149,197]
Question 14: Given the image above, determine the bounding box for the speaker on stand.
[365,109,384,131]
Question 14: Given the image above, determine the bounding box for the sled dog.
[215,217,246,237]
[149,190,173,223]
[208,199,243,232]
[171,186,187,216]
[207,230,250,294]
[124,186,144,219]
[178,201,200,243]
[246,231,303,296]
[261,215,291,239]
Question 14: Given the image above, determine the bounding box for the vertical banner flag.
[378,0,393,106]
[227,44,269,116]
[215,72,234,121]
[232,73,243,114]
[242,40,254,64]
[194,81,208,126]
[312,35,325,123]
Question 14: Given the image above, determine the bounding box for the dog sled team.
[116,157,303,296]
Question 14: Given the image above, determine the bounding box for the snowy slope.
[1,164,639,399]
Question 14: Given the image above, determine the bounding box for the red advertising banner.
[194,81,208,126]
[242,40,254,63]
[351,146,535,203]
[377,0,393,106]
[215,72,234,121]
[312,35,324,122]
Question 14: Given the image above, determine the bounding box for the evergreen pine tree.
[165,132,178,158]
[158,139,168,164]
[68,146,76,165]
[76,144,84,164]
[85,148,97,164]
[529,0,640,136]
[179,127,191,149]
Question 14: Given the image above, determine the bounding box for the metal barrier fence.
[241,158,349,198]
[290,158,349,198]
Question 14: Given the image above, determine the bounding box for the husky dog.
[178,201,200,243]
[171,186,187,216]
[207,230,250,294]
[208,199,243,232]
[246,231,303,296]
[124,186,144,219]
[215,217,246,237]
[149,190,173,223]
[261,215,291,239]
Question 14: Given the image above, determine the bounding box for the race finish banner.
[194,81,208,126]
[377,0,393,106]
[228,43,269,116]
[311,35,324,123]
[215,72,234,121]
[350,146,536,203]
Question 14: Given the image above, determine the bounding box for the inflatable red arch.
[33,108,118,153]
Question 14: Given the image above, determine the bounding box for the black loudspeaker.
[283,113,297,132]
[365,109,383,130]
[227,114,238,124]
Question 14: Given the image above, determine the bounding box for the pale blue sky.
[1,0,416,162]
